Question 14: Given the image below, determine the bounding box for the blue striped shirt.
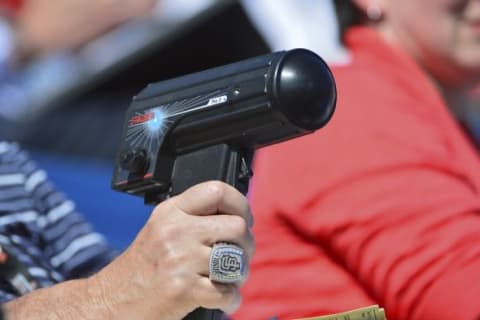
[0,141,116,303]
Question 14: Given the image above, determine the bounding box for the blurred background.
[0,0,346,250]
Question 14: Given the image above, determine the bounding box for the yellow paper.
[294,305,386,320]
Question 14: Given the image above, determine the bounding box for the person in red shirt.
[235,0,480,319]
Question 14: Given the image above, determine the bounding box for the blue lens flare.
[146,108,166,133]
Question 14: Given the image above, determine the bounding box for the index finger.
[170,181,253,228]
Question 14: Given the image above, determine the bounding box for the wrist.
[83,273,116,319]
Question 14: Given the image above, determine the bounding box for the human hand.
[91,181,254,320]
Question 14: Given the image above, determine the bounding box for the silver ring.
[209,242,247,284]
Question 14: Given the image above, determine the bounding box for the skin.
[3,181,255,320]
[353,0,480,90]
[3,4,254,318]
[13,0,156,62]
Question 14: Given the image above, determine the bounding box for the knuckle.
[246,203,254,226]
[212,284,233,301]
[242,198,251,213]
[220,287,242,313]
[164,250,188,268]
[247,232,256,257]
[206,181,227,203]
[164,276,191,301]
[147,223,187,261]
[237,197,252,222]
[194,282,241,312]
[149,201,175,225]
[151,200,171,216]
[229,215,248,238]
[156,222,182,244]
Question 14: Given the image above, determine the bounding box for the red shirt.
[235,27,480,320]
[0,0,23,15]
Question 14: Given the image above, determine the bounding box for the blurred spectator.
[0,0,241,251]
[0,0,161,249]
[0,2,255,318]
[236,0,480,319]
[0,0,155,124]
[4,0,155,63]
[241,0,349,64]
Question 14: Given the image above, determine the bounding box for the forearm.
[2,277,112,320]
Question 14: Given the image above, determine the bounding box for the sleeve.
[252,73,480,320]
[18,146,117,279]
[24,156,116,279]
[0,289,16,305]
